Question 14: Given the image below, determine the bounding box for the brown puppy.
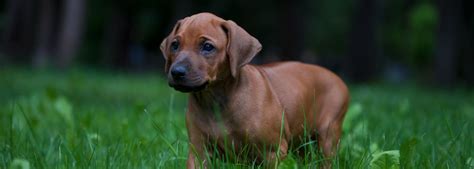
[160,13,349,168]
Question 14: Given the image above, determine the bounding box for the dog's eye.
[201,42,215,53]
[170,40,180,52]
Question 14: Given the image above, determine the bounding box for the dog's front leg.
[186,149,198,169]
[187,132,210,169]
[186,111,211,169]
[187,146,206,169]
[263,139,288,168]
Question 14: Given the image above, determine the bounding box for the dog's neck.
[190,77,236,110]
[189,67,247,114]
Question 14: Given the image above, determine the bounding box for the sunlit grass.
[0,68,473,168]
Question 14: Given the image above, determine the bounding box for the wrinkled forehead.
[175,15,227,42]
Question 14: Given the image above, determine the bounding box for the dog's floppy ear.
[222,20,262,78]
[160,20,183,73]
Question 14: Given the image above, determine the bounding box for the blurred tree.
[216,0,271,63]
[434,0,462,86]
[0,0,472,85]
[56,0,86,69]
[460,0,474,84]
[172,0,193,22]
[276,0,308,61]
[310,1,352,53]
[306,0,353,71]
[33,0,60,68]
[1,0,36,63]
[102,1,134,69]
[407,2,437,70]
[345,0,378,82]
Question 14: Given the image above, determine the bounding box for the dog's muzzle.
[169,81,208,92]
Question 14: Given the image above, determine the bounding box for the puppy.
[160,12,349,168]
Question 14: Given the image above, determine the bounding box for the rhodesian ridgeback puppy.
[160,12,349,168]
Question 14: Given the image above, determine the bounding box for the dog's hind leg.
[315,91,348,168]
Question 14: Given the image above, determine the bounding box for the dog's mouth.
[169,81,209,93]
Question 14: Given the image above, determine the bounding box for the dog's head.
[160,12,262,93]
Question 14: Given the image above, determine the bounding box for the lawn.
[0,68,473,168]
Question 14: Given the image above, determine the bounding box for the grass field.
[1,68,473,169]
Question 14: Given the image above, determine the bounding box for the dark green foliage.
[408,3,437,68]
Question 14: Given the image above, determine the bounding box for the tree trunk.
[56,0,85,69]
[1,0,21,59]
[1,0,36,63]
[460,0,474,84]
[33,0,58,67]
[434,0,461,86]
[345,0,377,82]
[172,0,193,22]
[102,4,133,69]
[276,0,306,61]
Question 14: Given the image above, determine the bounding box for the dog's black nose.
[171,65,187,80]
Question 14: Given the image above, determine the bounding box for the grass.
[0,68,473,168]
